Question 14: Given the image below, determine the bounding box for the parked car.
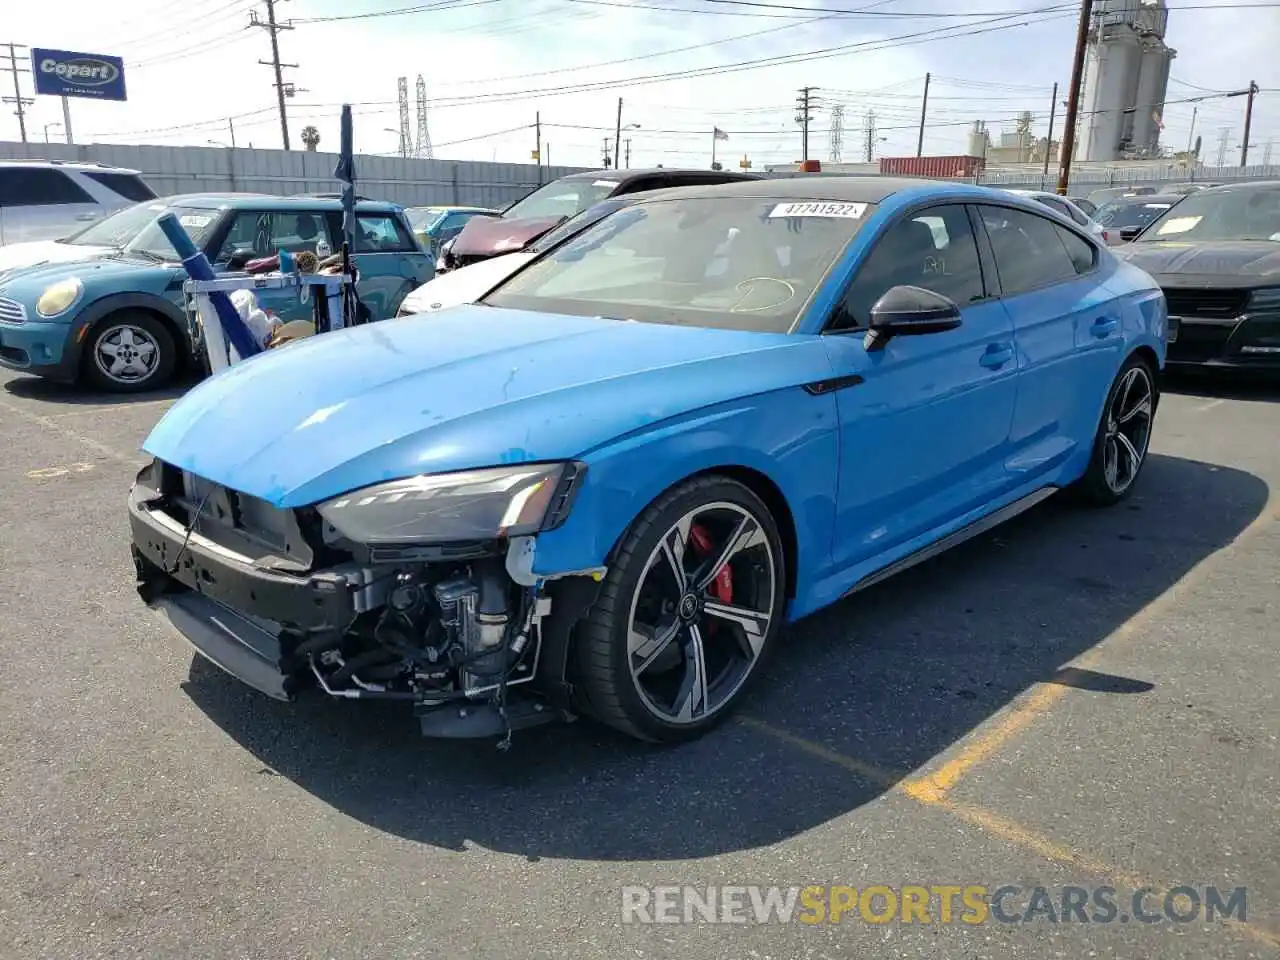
[1002,189,1114,243]
[130,177,1166,744]
[0,194,431,392]
[1093,194,1184,243]
[1160,182,1221,196]
[0,160,157,245]
[1114,180,1280,371]
[404,205,498,258]
[1086,184,1158,207]
[398,195,640,316]
[0,194,246,276]
[437,168,762,273]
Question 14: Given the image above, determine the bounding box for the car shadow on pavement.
[2,371,196,406]
[1162,371,1280,404]
[180,452,1268,862]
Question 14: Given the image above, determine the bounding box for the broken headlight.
[316,462,584,546]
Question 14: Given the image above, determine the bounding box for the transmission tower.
[829,104,845,162]
[396,77,412,159]
[863,110,878,163]
[1263,138,1274,166]
[414,74,434,159]
[1214,127,1230,168]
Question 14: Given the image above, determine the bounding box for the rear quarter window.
[83,172,157,202]
[0,168,95,206]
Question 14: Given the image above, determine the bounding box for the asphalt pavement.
[0,367,1276,960]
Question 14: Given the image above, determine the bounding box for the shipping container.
[878,155,985,179]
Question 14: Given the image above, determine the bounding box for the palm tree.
[301,125,321,151]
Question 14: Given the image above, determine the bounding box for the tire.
[575,475,787,743]
[82,310,178,394]
[1071,353,1159,506]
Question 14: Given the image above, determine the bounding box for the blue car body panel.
[138,180,1167,626]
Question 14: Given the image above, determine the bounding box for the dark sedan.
[1114,180,1280,371]
[1094,194,1184,242]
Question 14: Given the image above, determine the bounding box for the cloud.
[4,0,1275,169]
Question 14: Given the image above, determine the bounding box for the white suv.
[0,160,158,245]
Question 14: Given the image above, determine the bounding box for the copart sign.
[30,48,127,101]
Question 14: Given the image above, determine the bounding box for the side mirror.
[1119,226,1143,242]
[864,285,962,351]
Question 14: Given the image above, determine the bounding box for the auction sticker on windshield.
[769,202,867,219]
[179,214,213,229]
[1156,215,1202,236]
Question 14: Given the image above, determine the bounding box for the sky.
[3,0,1278,170]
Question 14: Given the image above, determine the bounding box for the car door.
[820,202,1019,570]
[974,203,1120,479]
[329,211,430,319]
[0,167,100,244]
[210,207,338,322]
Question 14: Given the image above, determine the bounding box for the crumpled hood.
[143,305,826,507]
[1116,240,1280,284]
[0,240,115,277]
[399,252,533,314]
[449,215,563,259]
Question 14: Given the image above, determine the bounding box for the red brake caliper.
[689,525,733,634]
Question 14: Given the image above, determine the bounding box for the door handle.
[979,343,1014,369]
[1091,317,1119,338]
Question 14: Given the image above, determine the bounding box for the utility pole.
[1043,81,1059,178]
[613,97,623,169]
[1237,80,1259,167]
[624,138,632,168]
[795,86,818,163]
[534,111,542,184]
[916,72,931,157]
[228,117,237,149]
[1184,104,1197,158]
[602,137,612,168]
[863,110,878,163]
[252,0,296,150]
[1055,0,1094,195]
[1215,127,1230,168]
[1,42,33,143]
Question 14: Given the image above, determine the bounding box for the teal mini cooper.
[0,194,433,393]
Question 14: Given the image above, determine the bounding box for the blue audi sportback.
[129,178,1167,744]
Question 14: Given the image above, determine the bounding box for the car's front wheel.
[576,475,786,742]
[83,311,177,393]
[1073,353,1158,505]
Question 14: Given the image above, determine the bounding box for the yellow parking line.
[902,495,1280,802]
[739,716,1280,950]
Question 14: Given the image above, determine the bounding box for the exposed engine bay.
[129,458,598,746]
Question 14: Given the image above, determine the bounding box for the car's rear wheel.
[575,475,786,742]
[83,311,177,393]
[1073,353,1158,505]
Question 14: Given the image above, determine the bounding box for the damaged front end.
[128,458,601,743]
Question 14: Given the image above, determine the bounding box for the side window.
[0,168,95,206]
[1055,225,1097,275]
[834,204,984,330]
[1036,196,1071,219]
[215,210,333,260]
[977,206,1079,297]
[83,172,157,202]
[354,214,416,252]
[1065,204,1090,227]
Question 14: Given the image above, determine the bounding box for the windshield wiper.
[126,249,170,263]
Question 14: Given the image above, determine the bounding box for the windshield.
[527,198,631,253]
[406,206,449,231]
[1095,199,1177,231]
[502,178,618,222]
[123,206,223,261]
[64,201,167,247]
[1139,185,1280,243]
[482,196,873,333]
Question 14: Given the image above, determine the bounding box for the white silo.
[1077,0,1147,161]
[967,121,989,159]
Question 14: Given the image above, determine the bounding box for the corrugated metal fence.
[0,140,592,208]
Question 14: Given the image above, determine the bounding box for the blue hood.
[143,305,828,507]
[0,254,176,300]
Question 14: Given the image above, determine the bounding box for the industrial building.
[1077,0,1176,161]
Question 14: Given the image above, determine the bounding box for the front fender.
[66,291,189,370]
[530,387,841,622]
